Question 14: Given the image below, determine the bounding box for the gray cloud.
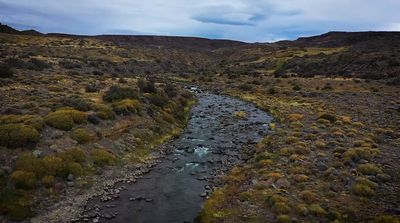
[0,0,399,42]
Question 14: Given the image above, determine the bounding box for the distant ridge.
[0,23,43,35]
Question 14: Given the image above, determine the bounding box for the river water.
[83,89,272,223]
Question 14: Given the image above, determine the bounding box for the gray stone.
[67,174,74,181]
[32,150,43,158]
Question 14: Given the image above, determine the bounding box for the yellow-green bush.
[10,170,36,189]
[277,215,291,223]
[0,115,44,131]
[309,204,326,216]
[357,163,382,175]
[300,190,318,204]
[44,108,87,130]
[15,154,42,173]
[112,99,141,115]
[41,175,55,188]
[353,182,375,197]
[91,149,117,167]
[41,155,64,176]
[65,162,83,176]
[71,128,91,144]
[343,147,379,163]
[95,104,115,120]
[273,202,291,214]
[0,124,40,148]
[59,147,86,163]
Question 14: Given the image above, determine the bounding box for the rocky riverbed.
[80,89,272,223]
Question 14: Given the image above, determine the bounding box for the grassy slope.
[196,76,400,222]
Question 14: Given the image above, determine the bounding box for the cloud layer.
[0,0,399,42]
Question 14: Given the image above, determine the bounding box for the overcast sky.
[1,0,399,42]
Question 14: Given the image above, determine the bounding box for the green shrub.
[277,215,291,223]
[103,85,138,102]
[0,115,43,131]
[59,147,86,163]
[65,162,83,176]
[146,93,169,107]
[353,183,375,197]
[0,124,40,148]
[273,202,291,214]
[45,108,87,130]
[15,154,42,173]
[71,128,91,144]
[318,113,337,123]
[41,175,55,188]
[41,155,64,176]
[112,99,141,115]
[309,204,326,216]
[95,104,115,120]
[357,163,382,175]
[61,95,93,111]
[10,171,36,189]
[91,149,117,167]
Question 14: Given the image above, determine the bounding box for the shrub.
[41,175,55,188]
[138,78,156,93]
[65,162,83,176]
[0,63,13,78]
[273,202,290,214]
[10,171,36,189]
[103,85,138,102]
[315,140,326,149]
[357,163,382,175]
[41,155,64,176]
[164,83,177,98]
[287,114,304,122]
[62,95,93,111]
[277,215,291,223]
[309,204,326,216]
[343,147,379,163]
[147,93,169,107]
[300,190,317,204]
[91,149,117,167]
[71,128,91,144]
[0,124,40,148]
[59,147,86,163]
[353,183,375,197]
[45,108,87,130]
[318,113,337,123]
[268,87,277,94]
[0,115,44,131]
[26,58,51,71]
[95,104,115,120]
[112,99,141,115]
[15,154,42,173]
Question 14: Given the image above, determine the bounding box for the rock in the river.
[186,148,195,153]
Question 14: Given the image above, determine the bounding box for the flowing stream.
[83,89,272,223]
